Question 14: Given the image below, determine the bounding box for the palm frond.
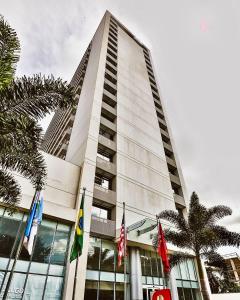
[0,75,75,118]
[0,169,20,212]
[158,210,189,232]
[206,205,232,224]
[0,114,42,153]
[0,150,47,189]
[169,252,191,269]
[203,251,226,270]
[164,229,192,249]
[0,15,20,91]
[210,225,240,247]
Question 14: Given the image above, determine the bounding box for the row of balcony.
[90,19,119,239]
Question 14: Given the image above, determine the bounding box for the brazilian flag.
[70,188,85,262]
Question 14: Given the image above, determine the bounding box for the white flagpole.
[123,202,127,300]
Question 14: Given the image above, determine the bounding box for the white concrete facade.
[0,11,203,300]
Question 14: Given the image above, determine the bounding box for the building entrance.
[143,286,162,300]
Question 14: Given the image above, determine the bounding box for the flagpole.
[72,187,86,300]
[123,202,127,300]
[2,189,40,300]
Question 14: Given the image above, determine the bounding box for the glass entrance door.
[143,287,159,300]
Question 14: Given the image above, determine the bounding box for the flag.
[117,212,126,267]
[158,221,170,274]
[23,191,43,255]
[70,189,85,262]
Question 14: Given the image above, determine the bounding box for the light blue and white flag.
[23,191,44,255]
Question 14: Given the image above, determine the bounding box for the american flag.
[118,212,126,267]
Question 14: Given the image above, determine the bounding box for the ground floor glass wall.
[85,237,129,300]
[141,249,201,300]
[0,207,71,299]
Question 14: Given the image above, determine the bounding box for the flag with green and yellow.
[70,188,86,262]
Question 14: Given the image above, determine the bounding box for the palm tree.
[153,192,240,300]
[0,16,76,211]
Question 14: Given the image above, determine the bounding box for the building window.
[0,208,71,299]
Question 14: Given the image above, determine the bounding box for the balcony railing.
[90,215,116,238]
[93,183,116,206]
[96,156,116,177]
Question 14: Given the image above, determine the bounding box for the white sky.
[2,0,240,252]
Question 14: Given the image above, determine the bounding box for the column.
[130,247,143,300]
[169,271,179,300]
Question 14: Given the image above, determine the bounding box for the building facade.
[0,11,203,300]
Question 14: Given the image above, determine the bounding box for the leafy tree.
[0,15,75,211]
[153,192,240,300]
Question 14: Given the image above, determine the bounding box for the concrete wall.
[211,293,240,300]
[8,152,80,222]
[116,23,176,244]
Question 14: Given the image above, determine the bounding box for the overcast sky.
[2,0,240,247]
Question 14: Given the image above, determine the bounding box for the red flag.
[118,213,126,267]
[158,221,170,273]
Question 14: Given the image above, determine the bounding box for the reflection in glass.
[0,217,21,257]
[151,252,158,277]
[84,280,98,300]
[44,276,63,300]
[8,272,26,299]
[99,281,114,300]
[101,248,114,272]
[87,238,101,270]
[51,230,69,265]
[32,223,56,264]
[24,274,46,299]
[177,287,185,300]
[115,283,124,300]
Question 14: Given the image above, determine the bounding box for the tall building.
[0,11,203,300]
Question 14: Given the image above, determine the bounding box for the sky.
[2,0,240,249]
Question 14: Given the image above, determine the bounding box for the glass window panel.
[116,273,124,283]
[86,270,99,281]
[140,249,145,275]
[116,283,124,300]
[191,289,201,300]
[87,237,101,270]
[99,281,114,300]
[177,287,185,300]
[179,261,189,280]
[172,264,181,279]
[100,271,115,282]
[29,262,48,274]
[187,259,197,281]
[183,287,193,300]
[101,248,115,272]
[15,260,29,272]
[0,217,22,257]
[153,277,160,285]
[5,272,26,299]
[191,281,199,289]
[0,257,9,270]
[182,280,192,288]
[32,223,56,263]
[50,230,69,265]
[84,280,98,300]
[24,274,46,300]
[43,276,63,300]
[49,265,64,276]
[142,276,146,284]
[56,223,70,232]
[145,252,152,276]
[146,276,153,285]
[151,252,158,277]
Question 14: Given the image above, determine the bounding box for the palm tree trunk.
[196,255,211,300]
